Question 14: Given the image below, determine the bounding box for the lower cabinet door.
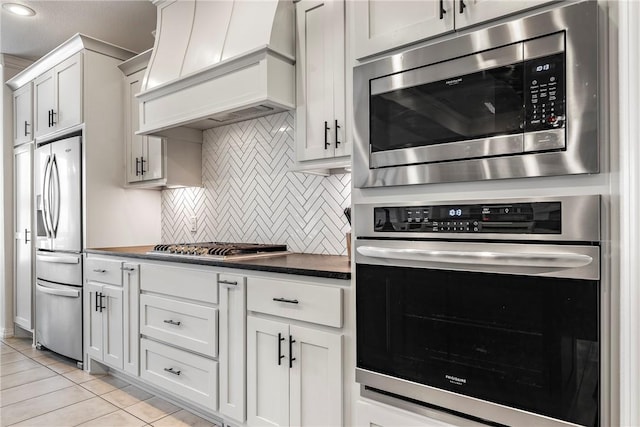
[247,316,290,427]
[102,284,124,370]
[289,325,343,427]
[85,282,103,361]
[140,338,218,409]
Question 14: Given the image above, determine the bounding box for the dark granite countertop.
[85,246,351,280]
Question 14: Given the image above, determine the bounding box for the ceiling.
[1,0,157,62]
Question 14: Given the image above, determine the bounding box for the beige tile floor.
[0,337,219,427]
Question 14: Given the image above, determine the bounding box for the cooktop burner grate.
[148,242,289,260]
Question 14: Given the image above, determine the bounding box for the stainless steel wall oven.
[354,195,601,426]
[353,1,600,188]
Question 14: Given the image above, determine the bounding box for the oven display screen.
[373,202,561,234]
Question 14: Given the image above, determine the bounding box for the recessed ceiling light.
[2,3,36,16]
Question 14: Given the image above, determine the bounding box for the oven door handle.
[356,246,593,268]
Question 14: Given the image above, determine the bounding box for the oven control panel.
[373,202,561,234]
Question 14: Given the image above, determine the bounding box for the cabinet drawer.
[140,294,218,357]
[140,263,218,303]
[85,257,123,285]
[140,338,218,409]
[247,277,342,327]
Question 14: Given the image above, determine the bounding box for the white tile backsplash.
[161,112,351,255]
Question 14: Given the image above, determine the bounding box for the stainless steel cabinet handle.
[163,319,181,326]
[51,110,56,126]
[93,269,107,273]
[24,229,30,244]
[164,367,181,376]
[24,121,30,136]
[121,266,136,272]
[219,279,238,287]
[273,297,299,304]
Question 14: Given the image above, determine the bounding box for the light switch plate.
[189,216,197,232]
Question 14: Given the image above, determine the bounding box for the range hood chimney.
[137,0,295,135]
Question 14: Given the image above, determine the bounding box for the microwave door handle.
[356,246,594,269]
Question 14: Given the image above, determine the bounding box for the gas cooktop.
[147,242,289,261]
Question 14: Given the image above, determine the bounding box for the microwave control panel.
[373,202,561,234]
[524,53,565,132]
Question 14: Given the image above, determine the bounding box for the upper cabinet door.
[295,0,348,162]
[34,69,55,139]
[13,83,33,146]
[125,71,145,183]
[33,53,83,139]
[352,0,454,60]
[54,53,83,132]
[455,0,556,29]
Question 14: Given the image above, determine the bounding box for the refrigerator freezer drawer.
[36,252,82,285]
[35,280,82,361]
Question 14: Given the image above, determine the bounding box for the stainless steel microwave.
[353,1,600,188]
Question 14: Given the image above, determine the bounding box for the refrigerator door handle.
[41,155,52,238]
[36,283,80,298]
[51,154,60,237]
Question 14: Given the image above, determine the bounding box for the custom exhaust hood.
[137,0,295,135]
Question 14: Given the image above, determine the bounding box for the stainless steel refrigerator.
[34,135,83,362]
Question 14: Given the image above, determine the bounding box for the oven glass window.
[356,264,599,426]
[370,64,525,153]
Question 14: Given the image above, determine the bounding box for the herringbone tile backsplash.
[161,112,352,255]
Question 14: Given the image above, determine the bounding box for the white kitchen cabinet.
[352,0,556,60]
[33,52,82,138]
[86,282,124,370]
[122,262,140,376]
[138,261,220,410]
[140,337,219,409]
[124,68,164,184]
[119,51,202,189]
[13,143,33,331]
[13,83,33,146]
[219,273,247,422]
[247,316,343,427]
[352,0,454,60]
[295,0,349,165]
